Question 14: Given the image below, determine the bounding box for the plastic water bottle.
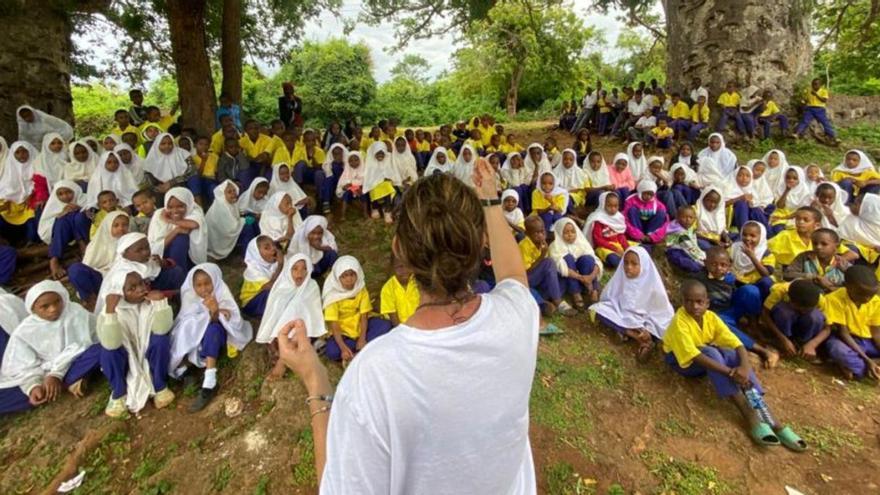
[743,386,775,425]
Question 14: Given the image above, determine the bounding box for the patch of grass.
[211,462,234,492]
[607,483,625,495]
[543,461,594,494]
[141,479,174,495]
[183,382,200,398]
[658,418,696,438]
[291,429,316,486]
[88,383,111,417]
[630,391,650,408]
[253,474,270,495]
[187,436,206,453]
[73,430,132,494]
[132,445,171,486]
[642,451,734,495]
[844,380,878,403]
[246,376,264,401]
[798,425,863,457]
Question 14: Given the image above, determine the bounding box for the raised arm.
[473,158,527,287]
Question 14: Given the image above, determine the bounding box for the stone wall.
[827,95,880,125]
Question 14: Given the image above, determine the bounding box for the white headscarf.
[15,105,74,148]
[0,281,95,394]
[696,186,726,235]
[452,144,478,187]
[33,132,67,186]
[584,191,626,239]
[83,210,130,275]
[268,163,308,206]
[256,254,326,342]
[778,166,811,210]
[0,288,27,336]
[143,133,189,182]
[321,255,366,308]
[500,152,529,187]
[147,187,207,264]
[169,263,252,376]
[237,177,269,214]
[259,191,303,241]
[424,147,453,176]
[730,221,768,277]
[63,140,97,182]
[501,189,524,227]
[589,246,673,338]
[698,133,737,177]
[363,141,401,194]
[669,162,698,186]
[805,165,826,195]
[553,149,587,191]
[113,142,144,185]
[37,180,86,244]
[0,141,38,203]
[723,166,755,202]
[839,193,880,247]
[322,143,349,177]
[834,149,875,175]
[87,151,139,208]
[93,233,162,314]
[524,143,552,182]
[243,236,278,282]
[549,217,601,278]
[760,149,789,193]
[0,137,7,167]
[205,180,245,259]
[583,152,611,188]
[626,142,648,180]
[746,159,774,208]
[391,137,418,185]
[804,182,850,230]
[335,152,366,198]
[290,215,337,264]
[536,171,570,211]
[695,156,727,189]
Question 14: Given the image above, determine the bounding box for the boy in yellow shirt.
[685,95,710,142]
[647,117,675,149]
[756,90,789,140]
[519,216,572,316]
[715,80,746,136]
[768,206,856,266]
[667,92,690,139]
[760,280,828,362]
[380,255,420,326]
[664,280,806,450]
[824,266,880,379]
[795,78,837,143]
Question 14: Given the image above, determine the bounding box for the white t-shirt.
[635,116,657,129]
[628,99,648,116]
[320,279,540,494]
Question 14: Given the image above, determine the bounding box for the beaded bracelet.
[311,405,331,418]
[306,394,334,405]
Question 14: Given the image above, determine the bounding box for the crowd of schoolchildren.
[0,79,878,452]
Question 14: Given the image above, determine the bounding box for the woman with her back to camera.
[276,158,540,493]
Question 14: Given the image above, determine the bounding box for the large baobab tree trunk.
[665,0,812,108]
[167,0,217,135]
[221,0,243,104]
[0,1,75,141]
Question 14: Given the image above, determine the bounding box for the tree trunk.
[221,0,243,104]
[166,0,216,135]
[506,63,525,117]
[665,0,812,110]
[0,1,74,141]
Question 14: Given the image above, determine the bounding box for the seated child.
[379,254,420,326]
[552,149,587,211]
[805,164,825,195]
[259,191,303,245]
[730,221,775,298]
[838,193,880,264]
[216,136,251,191]
[583,151,615,208]
[831,149,879,202]
[823,266,880,380]
[142,133,196,197]
[669,162,701,206]
[63,140,97,190]
[205,180,247,259]
[424,147,453,176]
[240,236,282,318]
[88,190,123,240]
[626,141,648,180]
[363,142,400,224]
[761,280,827,361]
[696,187,732,250]
[725,166,769,231]
[169,263,252,412]
[623,180,669,246]
[586,191,631,268]
[292,130,327,191]
[336,151,368,218]
[809,182,849,230]
[530,172,567,233]
[691,247,779,367]
[237,177,270,223]
[38,181,90,280]
[320,143,349,213]
[321,255,392,362]
[35,132,68,186]
[573,129,591,165]
[769,166,811,236]
[756,90,789,139]
[607,152,636,201]
[86,151,138,216]
[147,187,206,272]
[131,189,156,234]
[290,215,338,278]
[644,156,685,217]
[769,206,855,267]
[524,143,552,183]
[0,281,99,413]
[256,254,326,378]
[502,189,526,239]
[192,136,218,204]
[500,153,531,212]
[549,217,601,308]
[97,270,175,417]
[591,246,673,360]
[0,291,30,414]
[647,116,674,149]
[783,228,851,292]
[665,206,705,273]
[68,211,131,310]
[519,216,573,316]
[452,144,478,187]
[663,280,806,450]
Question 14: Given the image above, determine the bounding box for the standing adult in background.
[276,161,539,493]
[278,83,303,129]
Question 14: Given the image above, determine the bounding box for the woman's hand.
[277,320,331,394]
[472,158,498,200]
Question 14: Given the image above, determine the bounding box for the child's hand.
[779,336,797,357]
[340,345,355,362]
[218,309,231,320]
[355,337,367,352]
[43,376,62,402]
[732,365,751,387]
[105,293,121,313]
[28,385,47,406]
[799,343,818,361]
[816,276,835,291]
[62,204,80,215]
[145,290,165,301]
[866,359,880,380]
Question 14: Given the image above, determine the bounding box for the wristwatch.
[480,198,502,207]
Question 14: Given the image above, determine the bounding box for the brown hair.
[394,174,484,298]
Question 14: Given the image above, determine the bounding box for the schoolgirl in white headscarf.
[771,166,810,229]
[94,233,162,315]
[549,217,601,306]
[746,159,775,209]
[16,105,73,148]
[391,136,418,186]
[113,142,145,185]
[760,148,790,194]
[553,148,587,208]
[87,151,139,208]
[63,140,97,183]
[256,253,326,343]
[33,132,67,186]
[0,141,40,206]
[698,133,737,177]
[696,186,728,243]
[695,156,727,189]
[205,180,245,259]
[143,133,189,183]
[290,215,338,268]
[500,152,529,188]
[626,141,648,180]
[839,193,880,252]
[335,151,366,198]
[524,143,552,183]
[269,163,308,209]
[237,177,270,215]
[147,187,206,267]
[804,182,850,230]
[501,189,525,232]
[82,210,131,276]
[38,180,87,246]
[729,221,770,283]
[453,144,478,187]
[424,147,453,177]
[259,191,303,242]
[363,141,401,222]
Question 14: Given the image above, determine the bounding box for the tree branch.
[629,8,666,41]
[815,0,853,53]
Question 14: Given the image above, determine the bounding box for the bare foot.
[763,349,781,369]
[49,258,66,280]
[588,289,600,304]
[266,360,286,381]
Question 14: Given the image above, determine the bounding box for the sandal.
[775,425,807,452]
[750,422,781,447]
[539,323,564,336]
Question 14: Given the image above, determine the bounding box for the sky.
[75,0,625,86]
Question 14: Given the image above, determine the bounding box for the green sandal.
[775,425,807,452]
[750,422,781,447]
[539,323,564,336]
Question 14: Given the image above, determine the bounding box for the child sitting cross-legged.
[623,179,669,247]
[585,191,632,268]
[665,206,705,273]
[379,253,421,327]
[783,228,851,293]
[549,217,601,309]
[663,279,807,450]
[823,266,880,381]
[730,221,775,299]
[760,280,828,362]
[519,216,575,317]
[240,236,282,318]
[590,246,673,361]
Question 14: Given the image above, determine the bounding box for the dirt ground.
[0,122,878,495]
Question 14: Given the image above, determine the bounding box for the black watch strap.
[480,198,502,207]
